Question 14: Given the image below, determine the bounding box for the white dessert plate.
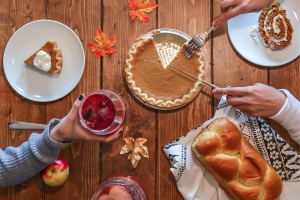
[227,0,299,67]
[3,20,85,102]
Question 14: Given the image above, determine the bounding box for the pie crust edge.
[49,40,63,75]
[125,36,206,108]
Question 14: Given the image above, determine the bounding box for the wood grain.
[101,0,157,199]
[0,0,299,200]
[212,0,268,100]
[157,0,212,199]
[44,0,101,199]
[0,0,46,199]
[213,0,299,155]
[269,59,300,154]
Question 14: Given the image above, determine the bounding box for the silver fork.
[183,7,233,58]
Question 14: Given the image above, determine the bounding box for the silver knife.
[8,122,47,130]
[170,65,219,89]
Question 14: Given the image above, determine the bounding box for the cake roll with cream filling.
[258,2,293,50]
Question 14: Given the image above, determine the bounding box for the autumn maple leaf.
[88,28,116,58]
[129,0,158,21]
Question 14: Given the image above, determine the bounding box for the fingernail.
[78,94,83,101]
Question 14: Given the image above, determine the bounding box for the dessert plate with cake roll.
[3,20,85,102]
[227,0,299,67]
[163,95,300,200]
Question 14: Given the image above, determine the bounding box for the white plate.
[3,20,85,102]
[228,0,299,67]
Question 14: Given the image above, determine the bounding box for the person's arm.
[0,119,71,187]
[0,94,122,187]
[212,0,274,26]
[212,83,300,145]
[269,89,300,144]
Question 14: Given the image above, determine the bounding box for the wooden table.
[0,0,299,199]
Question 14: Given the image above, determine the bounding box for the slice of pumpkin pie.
[24,40,63,75]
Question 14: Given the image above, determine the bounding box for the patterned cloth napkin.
[163,95,300,200]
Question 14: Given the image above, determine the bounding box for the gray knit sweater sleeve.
[0,118,73,187]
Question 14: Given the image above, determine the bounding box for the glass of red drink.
[91,173,147,200]
[79,90,128,135]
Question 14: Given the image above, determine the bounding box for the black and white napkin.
[163,95,300,200]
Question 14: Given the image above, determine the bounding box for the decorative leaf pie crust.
[125,36,205,108]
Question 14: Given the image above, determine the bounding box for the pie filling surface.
[24,40,63,75]
[125,36,205,108]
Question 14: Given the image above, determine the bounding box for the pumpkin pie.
[258,2,293,50]
[24,40,63,75]
[125,36,205,108]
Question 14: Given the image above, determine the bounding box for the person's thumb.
[68,94,85,118]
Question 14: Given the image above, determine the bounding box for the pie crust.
[24,40,63,75]
[125,36,205,108]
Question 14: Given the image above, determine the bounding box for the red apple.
[40,158,69,187]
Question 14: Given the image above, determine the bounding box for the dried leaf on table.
[88,28,116,58]
[120,137,149,168]
[129,0,158,21]
[120,137,134,154]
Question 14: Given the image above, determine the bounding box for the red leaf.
[129,0,158,21]
[88,28,116,58]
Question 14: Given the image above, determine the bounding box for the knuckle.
[74,102,81,109]
[244,97,251,105]
[227,98,233,104]
[227,88,234,94]
[241,4,250,12]
[220,1,226,9]
[247,87,255,94]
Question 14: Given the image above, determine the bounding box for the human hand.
[50,94,122,143]
[212,0,274,26]
[212,83,286,117]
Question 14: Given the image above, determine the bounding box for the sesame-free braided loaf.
[191,118,283,200]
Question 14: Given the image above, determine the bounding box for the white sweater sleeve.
[269,89,300,145]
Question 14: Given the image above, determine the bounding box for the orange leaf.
[88,28,116,58]
[129,0,158,21]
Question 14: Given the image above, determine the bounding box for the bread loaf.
[191,118,283,200]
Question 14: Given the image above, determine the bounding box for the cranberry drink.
[81,94,116,130]
[79,90,127,135]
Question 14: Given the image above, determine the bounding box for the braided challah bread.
[191,118,283,200]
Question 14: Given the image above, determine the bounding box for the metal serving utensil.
[170,65,219,89]
[8,122,47,130]
[183,7,233,58]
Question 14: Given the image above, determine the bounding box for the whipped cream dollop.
[250,26,259,43]
[33,50,51,72]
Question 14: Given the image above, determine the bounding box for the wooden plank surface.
[101,1,157,199]
[44,0,102,199]
[213,0,300,154]
[0,1,46,199]
[269,61,300,154]
[157,0,212,199]
[212,0,268,95]
[0,0,299,200]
